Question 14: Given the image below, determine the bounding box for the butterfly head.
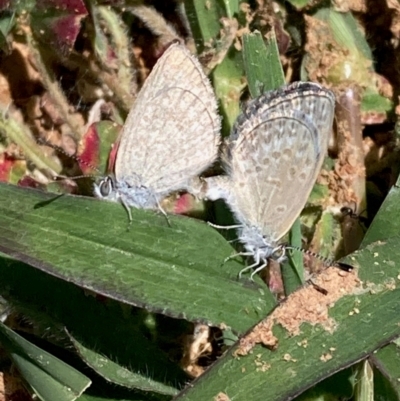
[238,224,284,262]
[94,175,159,210]
[94,175,120,202]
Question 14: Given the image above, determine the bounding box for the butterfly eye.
[99,177,113,197]
[271,245,286,261]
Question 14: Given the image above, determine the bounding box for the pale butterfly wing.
[222,82,335,241]
[115,42,220,195]
[226,109,320,241]
[281,82,333,164]
[228,82,333,171]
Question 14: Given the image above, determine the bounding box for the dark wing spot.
[283,149,292,158]
[299,172,307,181]
[276,204,287,214]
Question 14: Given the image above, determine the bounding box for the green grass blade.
[281,219,304,295]
[68,331,178,396]
[242,30,285,97]
[0,255,188,393]
[0,321,91,401]
[371,343,400,400]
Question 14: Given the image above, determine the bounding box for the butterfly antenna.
[284,245,353,272]
[37,138,101,178]
[57,173,98,181]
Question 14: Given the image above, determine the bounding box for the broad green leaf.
[0,182,275,333]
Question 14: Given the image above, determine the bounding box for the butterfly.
[203,82,335,278]
[94,42,221,220]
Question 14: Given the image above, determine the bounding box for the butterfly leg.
[120,198,133,225]
[238,261,261,279]
[238,250,262,280]
[249,260,268,281]
[224,251,253,265]
[153,194,171,227]
[207,222,244,230]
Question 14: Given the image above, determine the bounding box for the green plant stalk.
[84,2,134,113]
[98,7,133,86]
[129,5,180,48]
[201,18,239,76]
[88,59,134,114]
[309,209,335,261]
[223,0,239,18]
[88,1,109,63]
[304,9,372,86]
[185,0,244,135]
[328,10,372,61]
[0,109,61,175]
[336,87,366,255]
[96,6,136,110]
[354,360,374,401]
[25,31,83,141]
[282,218,304,295]
[312,9,393,116]
[212,55,244,135]
[302,9,368,258]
